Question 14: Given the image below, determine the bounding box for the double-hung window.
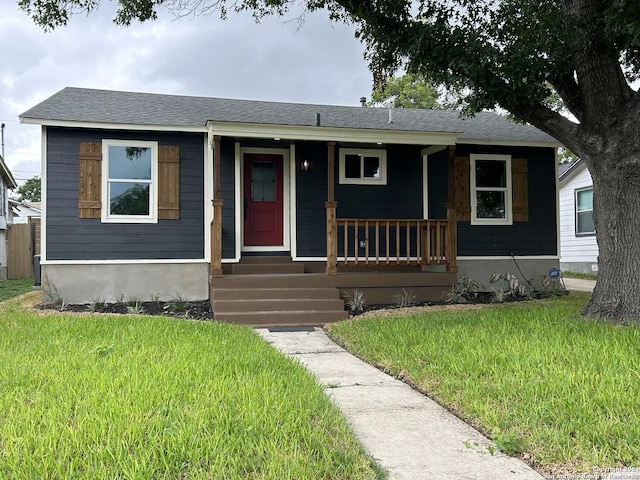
[102,140,158,223]
[339,148,387,185]
[470,154,512,225]
[575,187,595,235]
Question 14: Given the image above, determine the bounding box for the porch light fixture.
[301,159,310,173]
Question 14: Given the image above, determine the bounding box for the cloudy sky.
[0,2,372,187]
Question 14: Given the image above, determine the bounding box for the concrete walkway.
[257,327,544,480]
[563,277,596,292]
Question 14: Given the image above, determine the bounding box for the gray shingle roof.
[20,87,558,145]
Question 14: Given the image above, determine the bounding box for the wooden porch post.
[445,145,458,273]
[446,204,458,273]
[210,135,224,278]
[326,141,338,275]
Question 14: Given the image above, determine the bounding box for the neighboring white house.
[559,159,598,275]
[0,154,18,280]
[9,199,41,224]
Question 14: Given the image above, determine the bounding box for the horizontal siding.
[559,165,598,263]
[295,143,424,257]
[454,145,558,256]
[46,128,205,261]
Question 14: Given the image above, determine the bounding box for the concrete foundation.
[560,261,599,276]
[457,257,560,289]
[40,262,209,304]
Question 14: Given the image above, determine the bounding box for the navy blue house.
[21,87,560,324]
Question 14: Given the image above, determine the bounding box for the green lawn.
[327,294,640,475]
[0,278,34,302]
[562,271,598,280]
[0,293,380,479]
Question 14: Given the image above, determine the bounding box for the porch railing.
[331,208,457,273]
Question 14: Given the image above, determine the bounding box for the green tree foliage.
[367,73,441,109]
[16,175,41,202]
[19,0,640,321]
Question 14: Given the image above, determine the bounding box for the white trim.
[338,148,387,185]
[457,138,561,148]
[43,259,208,265]
[470,153,513,226]
[40,126,48,263]
[421,145,447,156]
[422,153,429,219]
[21,118,207,133]
[458,255,560,260]
[289,143,298,259]
[294,256,328,262]
[204,135,213,262]
[239,146,291,252]
[209,121,459,146]
[234,142,242,261]
[101,139,158,223]
[555,154,561,258]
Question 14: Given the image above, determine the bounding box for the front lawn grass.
[0,278,34,302]
[327,293,640,475]
[0,294,380,479]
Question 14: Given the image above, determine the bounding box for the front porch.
[210,256,457,327]
[207,139,460,326]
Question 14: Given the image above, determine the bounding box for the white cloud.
[0,2,372,185]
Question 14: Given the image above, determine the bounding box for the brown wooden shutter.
[78,142,102,219]
[453,156,471,221]
[511,158,529,222]
[158,145,180,220]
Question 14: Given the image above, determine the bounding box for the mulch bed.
[39,300,215,320]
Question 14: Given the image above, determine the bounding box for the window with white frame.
[575,187,595,235]
[102,140,158,223]
[470,154,512,225]
[339,148,387,185]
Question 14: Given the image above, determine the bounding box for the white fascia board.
[20,118,207,133]
[208,121,459,146]
[457,138,562,148]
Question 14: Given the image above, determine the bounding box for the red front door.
[243,153,284,246]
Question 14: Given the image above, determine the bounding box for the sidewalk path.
[257,327,544,480]
[563,277,596,292]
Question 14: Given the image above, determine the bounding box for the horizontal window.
[339,148,387,185]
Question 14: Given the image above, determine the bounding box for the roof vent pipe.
[315,112,321,126]
[360,97,366,107]
[388,108,394,124]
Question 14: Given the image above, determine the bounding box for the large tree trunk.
[581,139,640,321]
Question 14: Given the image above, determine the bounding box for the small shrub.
[126,301,143,315]
[343,289,366,315]
[490,272,532,300]
[169,293,189,314]
[41,275,64,307]
[445,275,484,304]
[89,299,106,312]
[393,288,418,308]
